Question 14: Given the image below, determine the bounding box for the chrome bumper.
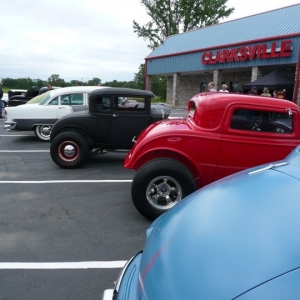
[102,251,143,300]
[4,121,17,130]
[102,289,114,300]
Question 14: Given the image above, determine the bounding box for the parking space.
[0,108,186,299]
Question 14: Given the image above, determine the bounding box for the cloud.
[0,0,150,82]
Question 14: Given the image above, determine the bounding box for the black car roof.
[38,86,61,95]
[89,87,155,98]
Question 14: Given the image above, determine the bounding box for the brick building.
[144,4,300,107]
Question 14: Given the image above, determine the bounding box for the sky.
[0,0,299,83]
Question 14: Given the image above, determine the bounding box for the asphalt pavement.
[0,107,186,299]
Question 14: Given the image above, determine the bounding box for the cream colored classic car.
[4,86,105,141]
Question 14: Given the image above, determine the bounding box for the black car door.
[108,96,150,148]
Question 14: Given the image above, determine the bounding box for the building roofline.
[145,3,300,61]
[145,32,300,61]
[216,3,300,28]
[153,3,300,43]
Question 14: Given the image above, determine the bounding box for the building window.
[231,81,239,92]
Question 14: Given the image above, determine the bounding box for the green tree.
[1,75,155,92]
[47,74,66,87]
[134,63,166,100]
[33,79,45,89]
[69,80,79,86]
[151,76,167,100]
[2,77,36,89]
[87,77,102,86]
[133,0,234,49]
[134,64,145,89]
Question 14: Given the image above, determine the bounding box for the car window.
[189,101,196,115]
[94,96,111,112]
[70,93,84,105]
[230,108,293,133]
[33,92,51,105]
[60,95,70,105]
[48,97,59,106]
[114,96,146,112]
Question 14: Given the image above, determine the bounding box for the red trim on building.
[144,61,147,90]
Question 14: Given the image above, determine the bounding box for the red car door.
[215,104,300,181]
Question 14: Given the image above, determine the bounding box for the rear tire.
[50,131,89,168]
[131,158,197,220]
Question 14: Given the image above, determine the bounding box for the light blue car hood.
[138,147,300,299]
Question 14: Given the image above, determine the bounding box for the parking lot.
[0,108,186,300]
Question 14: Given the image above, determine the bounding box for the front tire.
[35,125,52,141]
[50,131,89,168]
[131,158,197,220]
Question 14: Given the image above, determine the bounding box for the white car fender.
[5,104,73,122]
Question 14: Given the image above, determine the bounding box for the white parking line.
[0,150,49,152]
[0,261,127,269]
[0,145,132,270]
[0,135,34,137]
[0,150,129,153]
[0,180,132,183]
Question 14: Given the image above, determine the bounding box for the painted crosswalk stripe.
[0,150,49,152]
[0,180,132,183]
[0,261,127,269]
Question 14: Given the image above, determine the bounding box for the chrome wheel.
[146,175,182,211]
[35,125,52,141]
[58,141,80,162]
[132,158,197,220]
[50,131,88,169]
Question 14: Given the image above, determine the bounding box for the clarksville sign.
[201,40,292,65]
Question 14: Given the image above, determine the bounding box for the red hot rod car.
[125,92,300,220]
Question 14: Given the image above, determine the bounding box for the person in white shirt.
[208,81,217,92]
[219,84,229,93]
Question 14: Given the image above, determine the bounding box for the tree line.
[1,65,167,100]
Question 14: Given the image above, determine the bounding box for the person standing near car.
[208,81,217,92]
[261,87,271,97]
[0,82,3,118]
[248,86,258,95]
[219,84,229,93]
